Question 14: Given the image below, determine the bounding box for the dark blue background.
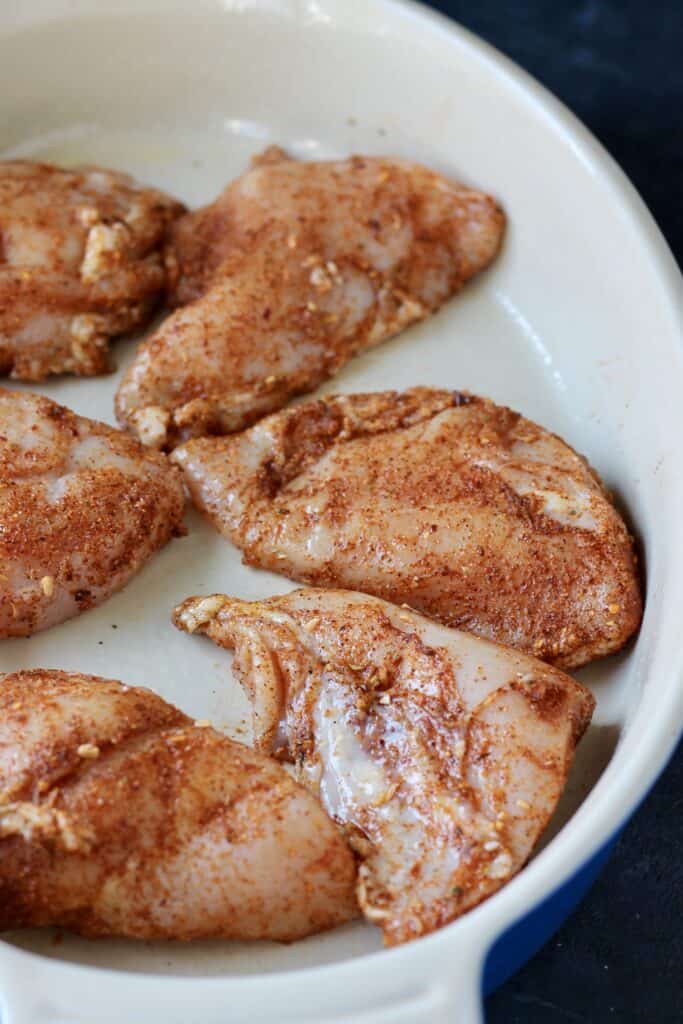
[422,2,683,1021]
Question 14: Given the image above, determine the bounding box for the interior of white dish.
[0,0,680,980]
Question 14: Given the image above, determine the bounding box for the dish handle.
[345,941,486,1024]
[0,936,488,1024]
[0,985,484,1024]
[354,984,483,1024]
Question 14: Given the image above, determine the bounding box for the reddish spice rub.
[0,670,358,941]
[172,387,642,669]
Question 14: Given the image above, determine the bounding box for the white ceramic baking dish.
[1,2,682,1021]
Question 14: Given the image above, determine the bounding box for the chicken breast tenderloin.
[0,388,185,637]
[172,388,642,669]
[0,670,358,940]
[116,151,504,448]
[0,160,184,379]
[174,588,594,945]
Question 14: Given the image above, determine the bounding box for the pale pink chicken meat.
[0,388,185,637]
[0,161,184,379]
[116,149,504,448]
[174,588,594,945]
[172,387,642,669]
[0,670,358,940]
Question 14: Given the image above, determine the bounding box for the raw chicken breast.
[0,388,185,637]
[0,670,358,941]
[116,151,504,448]
[174,588,594,945]
[0,160,184,379]
[172,388,642,669]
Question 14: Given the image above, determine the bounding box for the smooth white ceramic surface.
[0,1,682,1022]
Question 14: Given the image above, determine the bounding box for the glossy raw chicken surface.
[174,588,594,945]
[0,670,358,941]
[116,149,504,448]
[0,161,184,379]
[173,387,642,668]
[0,388,185,637]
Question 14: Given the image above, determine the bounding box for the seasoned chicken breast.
[174,589,594,945]
[0,388,185,637]
[172,388,642,668]
[116,151,504,448]
[0,161,184,379]
[0,670,358,941]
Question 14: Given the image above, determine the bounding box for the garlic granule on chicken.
[174,588,594,945]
